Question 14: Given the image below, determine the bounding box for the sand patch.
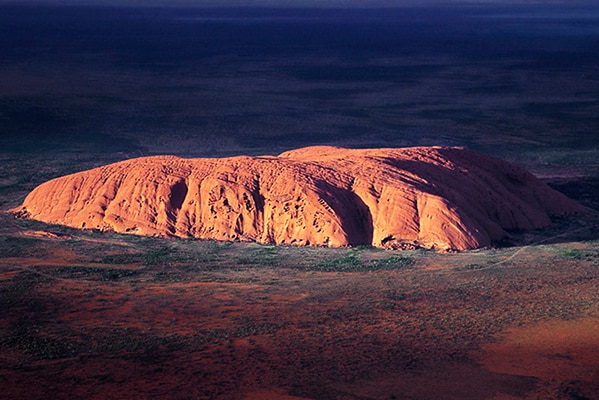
[20,230,73,240]
[480,317,599,398]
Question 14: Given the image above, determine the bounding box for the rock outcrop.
[11,146,586,251]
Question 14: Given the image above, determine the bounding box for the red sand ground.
[480,317,599,399]
[1,220,598,399]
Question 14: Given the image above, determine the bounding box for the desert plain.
[1,187,599,399]
[2,3,599,400]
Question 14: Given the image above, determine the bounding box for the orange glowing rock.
[11,146,586,250]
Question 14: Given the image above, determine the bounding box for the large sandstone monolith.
[10,146,587,251]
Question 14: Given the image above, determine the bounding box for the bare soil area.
[1,212,598,400]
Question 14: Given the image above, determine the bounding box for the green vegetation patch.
[234,245,279,267]
[139,240,231,267]
[143,246,172,266]
[304,250,414,272]
[0,235,48,258]
[97,253,143,264]
[556,248,599,261]
[39,266,140,281]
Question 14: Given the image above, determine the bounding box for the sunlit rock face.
[12,146,586,251]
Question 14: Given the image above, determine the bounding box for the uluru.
[10,146,586,251]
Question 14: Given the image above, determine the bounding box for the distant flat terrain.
[1,5,598,165]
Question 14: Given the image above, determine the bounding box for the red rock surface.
[11,146,586,250]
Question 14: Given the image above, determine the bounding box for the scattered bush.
[44,266,140,281]
[306,251,414,272]
[143,247,172,266]
[98,253,142,264]
[556,249,598,260]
